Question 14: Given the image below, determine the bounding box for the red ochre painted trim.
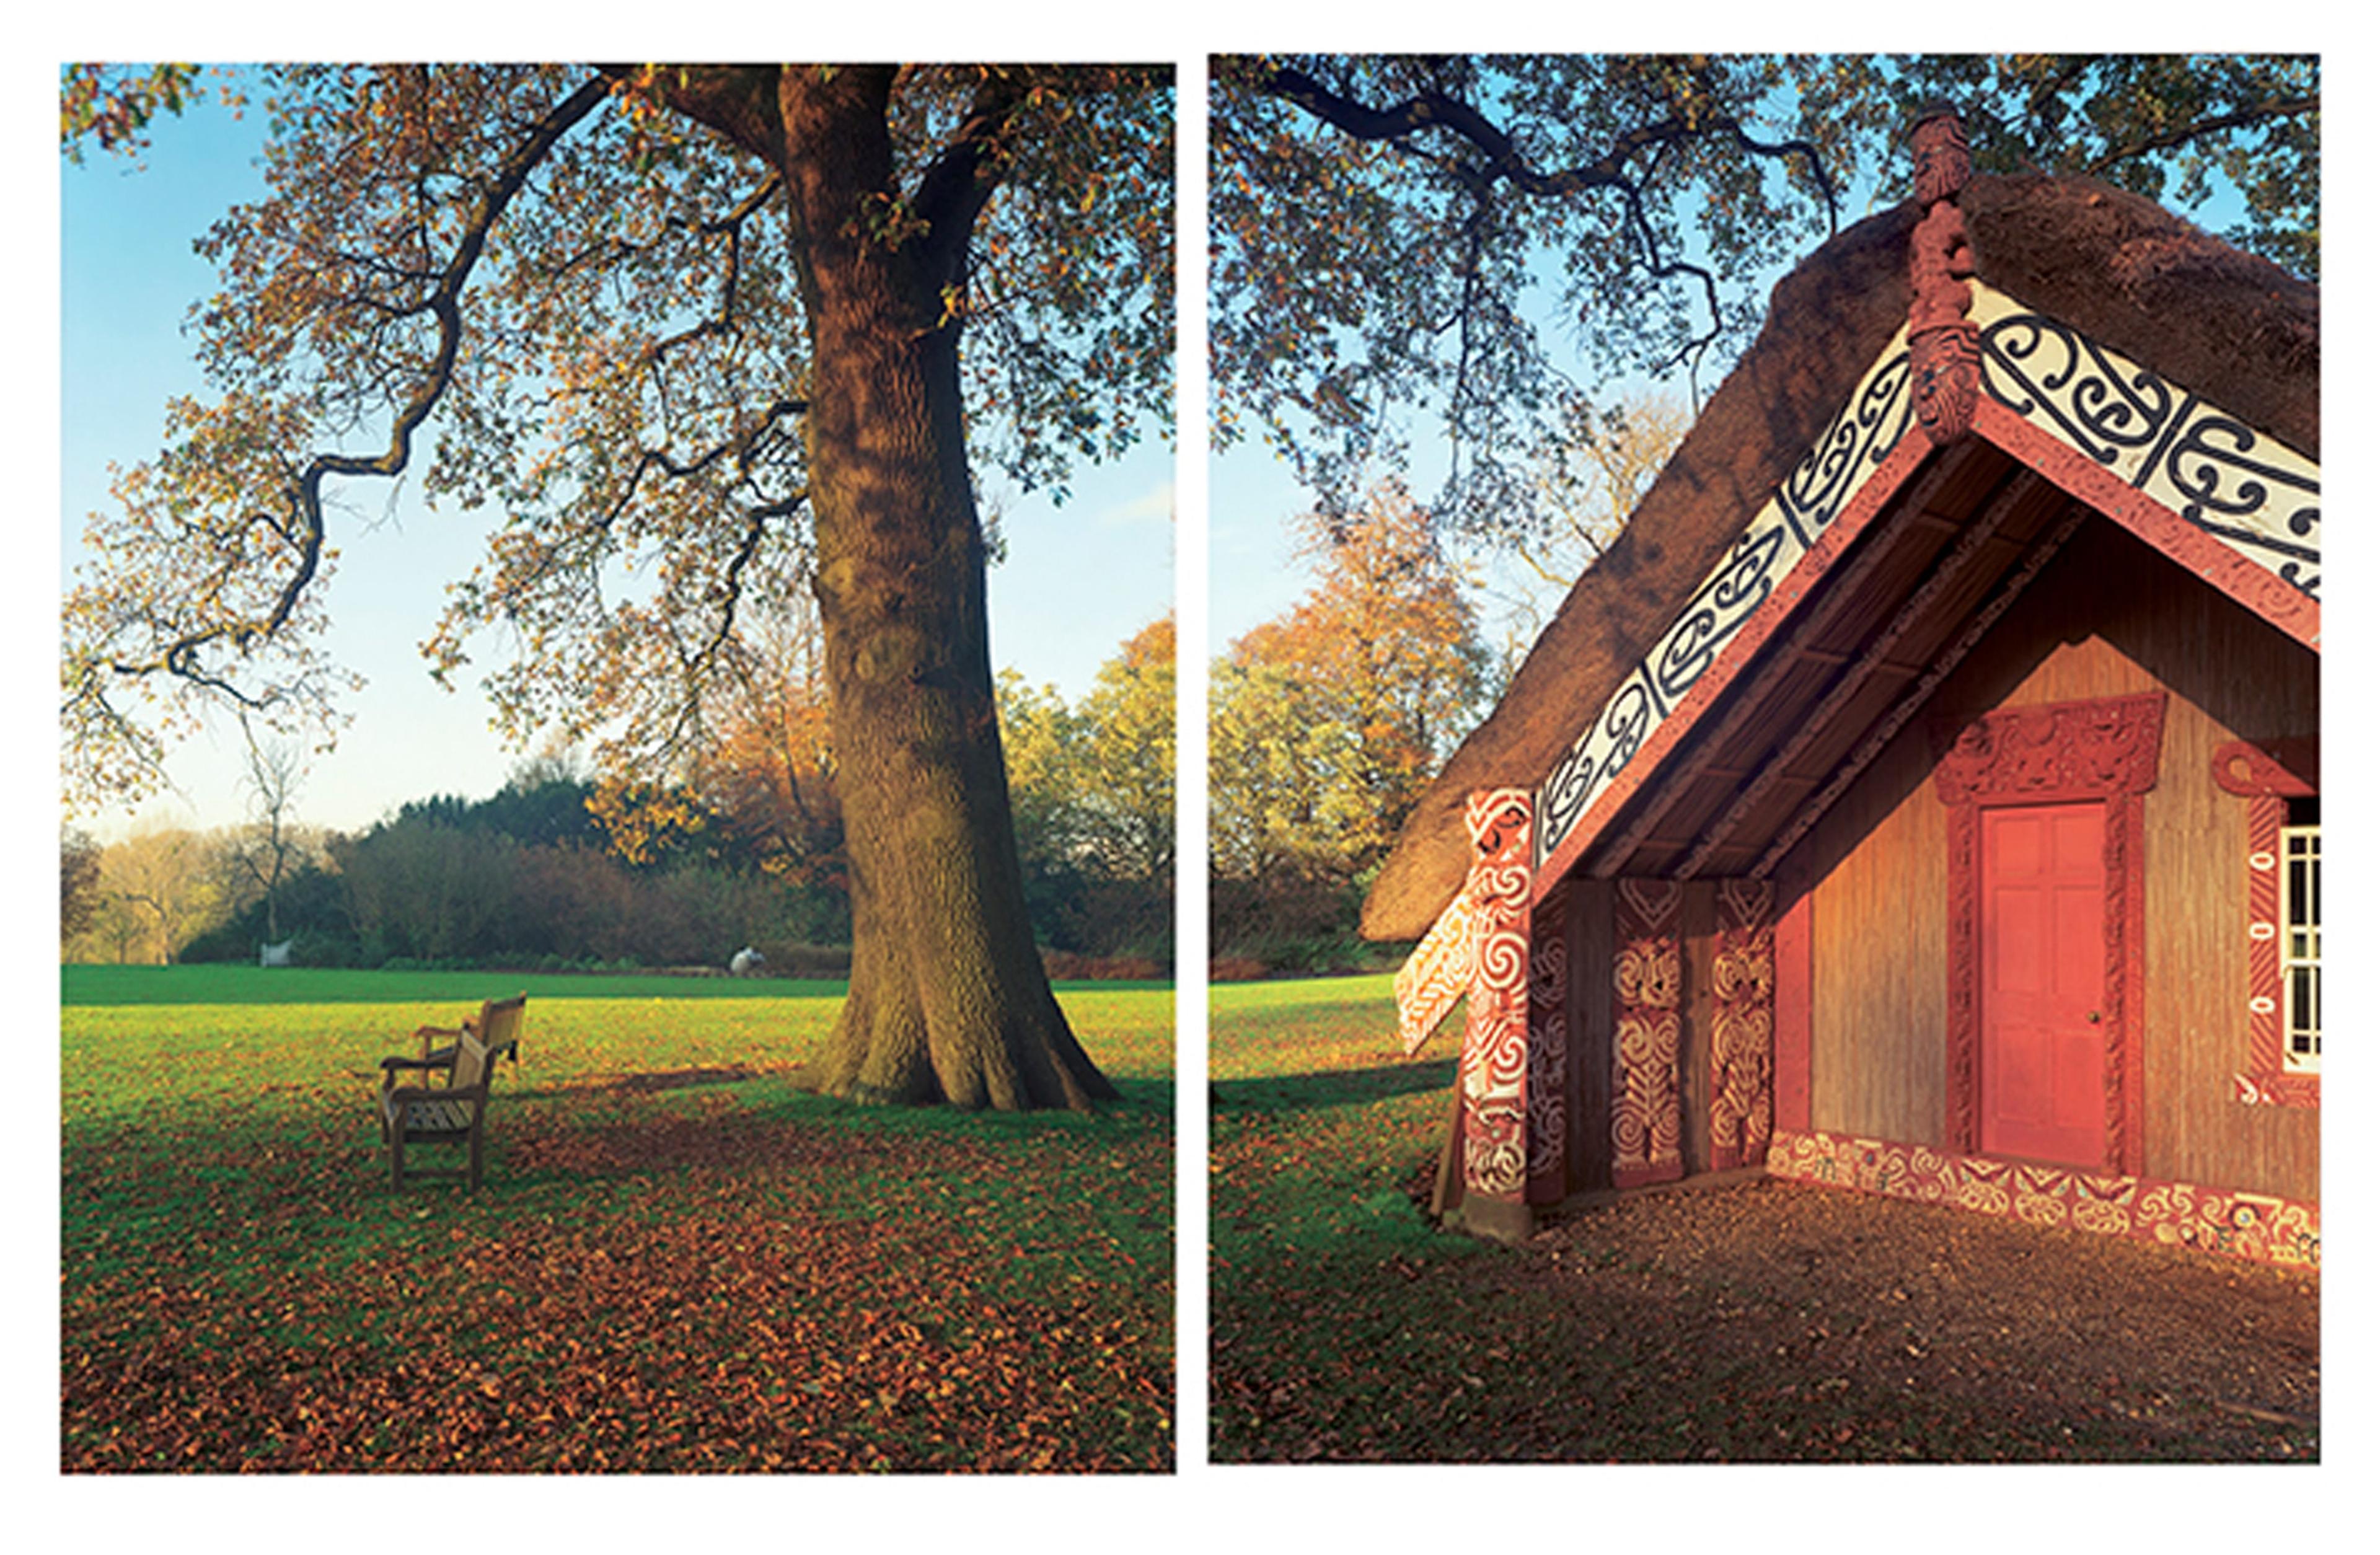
[1971,399,2319,651]
[2217,741,2320,1110]
[1767,1129,2319,1272]
[1533,429,1936,901]
[1934,693,2165,1178]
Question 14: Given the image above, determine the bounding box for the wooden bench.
[377,995,526,1191]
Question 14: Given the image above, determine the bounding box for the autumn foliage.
[60,968,1173,1472]
[1210,483,1486,967]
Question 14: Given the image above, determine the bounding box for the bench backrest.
[452,995,528,1091]
[478,995,528,1057]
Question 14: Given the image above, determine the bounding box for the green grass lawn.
[1209,974,1501,1461]
[1210,976,2320,1465]
[61,966,1173,1473]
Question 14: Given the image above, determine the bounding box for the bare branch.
[115,74,613,695]
[2082,95,2318,178]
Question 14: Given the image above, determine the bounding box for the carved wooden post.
[1525,880,1570,1205]
[1448,790,1535,1235]
[1906,103,1980,446]
[1611,878,1685,1188]
[1708,878,1776,1171]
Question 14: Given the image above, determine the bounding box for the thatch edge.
[1361,175,2318,942]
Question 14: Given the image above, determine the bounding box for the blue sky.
[57,71,1175,838]
[48,46,2343,850]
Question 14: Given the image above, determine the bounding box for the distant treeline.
[66,767,1171,977]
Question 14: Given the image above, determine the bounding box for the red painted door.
[1979,803,2107,1169]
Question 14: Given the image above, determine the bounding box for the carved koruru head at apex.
[1359,173,2315,945]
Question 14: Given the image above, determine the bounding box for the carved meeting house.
[1373,112,2319,1269]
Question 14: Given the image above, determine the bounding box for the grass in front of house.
[1208,974,2319,1464]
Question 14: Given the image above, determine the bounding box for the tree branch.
[1260,64,1835,219]
[915,68,1031,281]
[125,73,612,695]
[1255,61,1832,392]
[2082,95,2319,178]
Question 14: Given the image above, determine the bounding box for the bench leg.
[390,1134,406,1190]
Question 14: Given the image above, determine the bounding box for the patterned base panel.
[1767,1129,2319,1271]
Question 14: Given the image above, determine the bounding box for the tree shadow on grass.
[495,1066,1173,1180]
[1213,1059,1455,1113]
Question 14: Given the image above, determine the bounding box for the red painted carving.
[2211,738,2317,800]
[2104,793,2148,1174]
[1907,108,1978,446]
[1910,105,1972,206]
[1910,314,1981,446]
[1931,692,2167,809]
[2215,740,2320,1109]
[1933,694,2166,1173]
[1457,790,1534,1204]
[1941,800,1982,1150]
[1526,881,1570,1204]
[1611,879,1684,1188]
[1709,879,1776,1172]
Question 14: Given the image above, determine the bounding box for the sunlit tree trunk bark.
[766,67,1117,1110]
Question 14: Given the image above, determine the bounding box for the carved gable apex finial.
[1906,103,1980,447]
[1910,101,1972,205]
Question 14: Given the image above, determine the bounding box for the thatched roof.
[1362,174,2319,942]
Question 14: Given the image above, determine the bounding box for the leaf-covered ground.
[61,967,1173,1473]
[1210,974,2319,1463]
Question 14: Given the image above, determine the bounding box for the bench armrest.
[383,1080,490,1108]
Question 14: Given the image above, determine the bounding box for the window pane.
[2278,824,2320,1073]
[2288,964,2319,1062]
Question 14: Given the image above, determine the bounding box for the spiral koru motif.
[1711,941,1774,1004]
[1465,1103,1527,1196]
[1614,938,1682,1009]
[1594,682,1655,785]
[1981,314,2176,465]
[1654,524,1789,700]
[1781,354,1911,533]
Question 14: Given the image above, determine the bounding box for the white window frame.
[2281,822,2320,1073]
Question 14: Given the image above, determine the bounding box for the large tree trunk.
[772,68,1117,1110]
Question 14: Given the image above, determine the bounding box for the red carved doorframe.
[1933,692,2166,1176]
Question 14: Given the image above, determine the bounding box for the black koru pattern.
[1533,308,2320,872]
[1980,313,2318,597]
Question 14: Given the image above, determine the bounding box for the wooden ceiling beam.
[1748,501,2089,880]
[1673,472,2066,881]
[1582,446,2004,880]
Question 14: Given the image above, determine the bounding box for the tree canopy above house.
[1213,54,2316,539]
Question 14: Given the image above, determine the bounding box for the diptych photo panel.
[50,36,2328,1525]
